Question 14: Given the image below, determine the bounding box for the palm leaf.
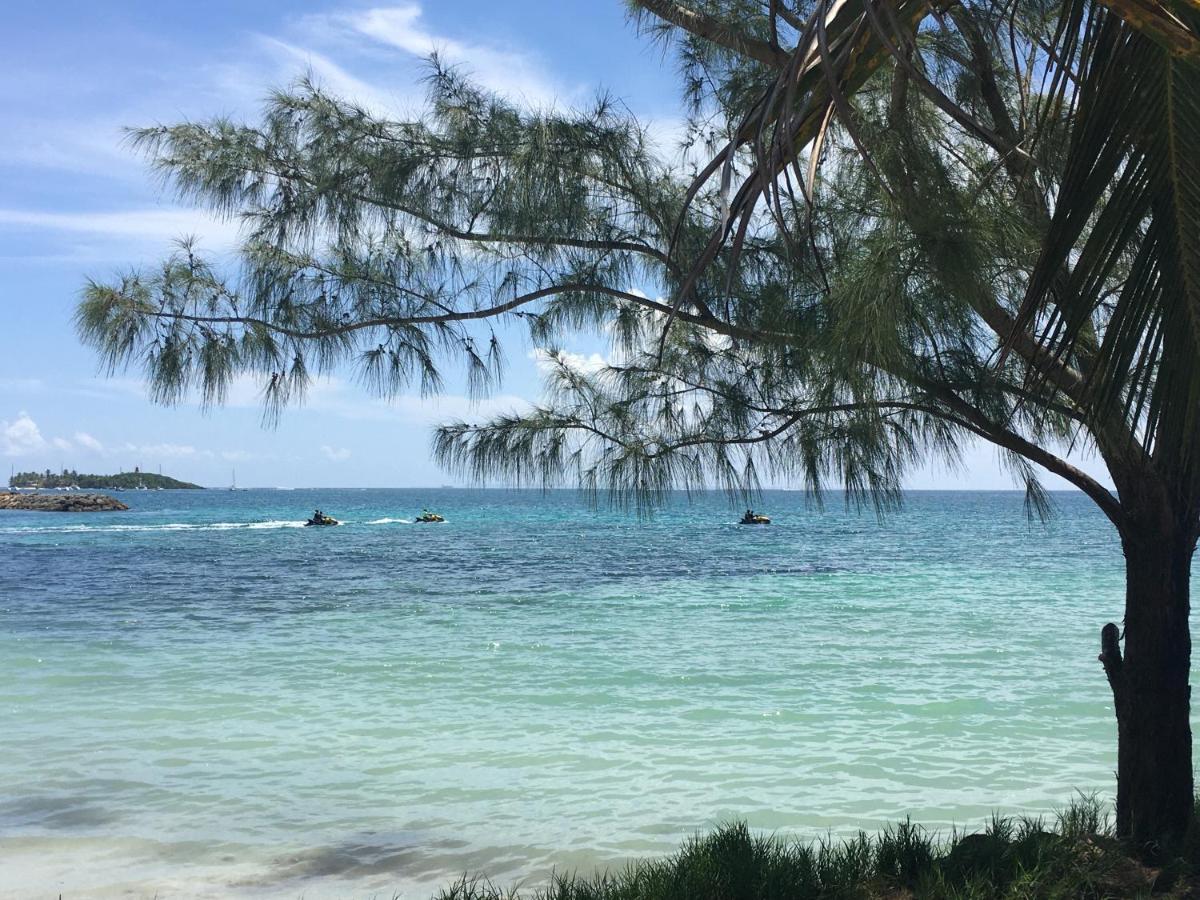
[1022,1,1200,467]
[1098,0,1200,59]
[666,0,933,318]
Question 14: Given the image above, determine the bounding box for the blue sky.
[0,1,1111,491]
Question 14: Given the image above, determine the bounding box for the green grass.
[434,796,1198,899]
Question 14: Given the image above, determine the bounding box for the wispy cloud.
[119,441,201,459]
[320,444,352,461]
[69,378,149,400]
[0,208,242,247]
[249,36,406,114]
[74,432,105,453]
[301,4,576,108]
[1,3,589,271]
[0,410,274,470]
[0,118,139,178]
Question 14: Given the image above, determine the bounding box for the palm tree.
[627,0,1200,849]
[77,0,1200,849]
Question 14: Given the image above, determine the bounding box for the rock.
[0,492,129,512]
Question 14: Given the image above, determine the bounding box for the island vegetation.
[9,468,202,490]
[74,0,1200,879]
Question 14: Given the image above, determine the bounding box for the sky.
[0,1,1113,491]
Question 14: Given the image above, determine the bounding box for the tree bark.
[1100,515,1195,852]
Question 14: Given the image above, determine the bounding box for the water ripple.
[0,489,1147,898]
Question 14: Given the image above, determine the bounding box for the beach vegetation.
[434,797,1197,899]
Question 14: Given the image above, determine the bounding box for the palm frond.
[1022,1,1200,473]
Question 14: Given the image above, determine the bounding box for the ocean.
[0,489,1132,898]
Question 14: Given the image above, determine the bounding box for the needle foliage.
[76,0,1200,845]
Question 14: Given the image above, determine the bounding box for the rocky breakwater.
[0,492,129,512]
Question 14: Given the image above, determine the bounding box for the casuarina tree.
[77,0,1200,851]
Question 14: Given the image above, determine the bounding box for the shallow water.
[0,489,1144,897]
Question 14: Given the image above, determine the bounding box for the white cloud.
[251,36,403,114]
[2,412,48,456]
[529,348,609,376]
[0,420,268,469]
[0,207,242,248]
[349,5,431,56]
[122,441,202,458]
[321,444,352,461]
[307,4,574,108]
[0,118,138,178]
[74,431,105,453]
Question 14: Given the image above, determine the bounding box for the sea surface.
[0,489,1141,898]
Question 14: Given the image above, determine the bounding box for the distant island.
[9,468,203,490]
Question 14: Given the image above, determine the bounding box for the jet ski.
[304,510,339,527]
[738,510,771,525]
[415,510,445,523]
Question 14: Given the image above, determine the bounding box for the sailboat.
[229,469,247,492]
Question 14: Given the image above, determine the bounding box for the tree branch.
[927,382,1125,527]
[631,0,792,68]
[124,281,778,345]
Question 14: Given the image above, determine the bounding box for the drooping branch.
[926,381,1125,527]
[86,278,787,346]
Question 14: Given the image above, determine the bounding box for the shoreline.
[7,796,1189,899]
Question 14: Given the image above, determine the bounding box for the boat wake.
[3,515,438,535]
[0,520,308,535]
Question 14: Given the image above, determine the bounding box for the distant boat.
[738,510,771,525]
[229,469,247,492]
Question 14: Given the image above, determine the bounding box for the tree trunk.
[1100,522,1194,852]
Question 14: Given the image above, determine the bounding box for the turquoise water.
[0,489,1132,898]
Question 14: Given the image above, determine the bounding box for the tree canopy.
[75,0,1197,525]
[77,0,1200,847]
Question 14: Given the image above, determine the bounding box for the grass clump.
[435,796,1195,899]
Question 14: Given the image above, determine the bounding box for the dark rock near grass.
[0,492,128,512]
